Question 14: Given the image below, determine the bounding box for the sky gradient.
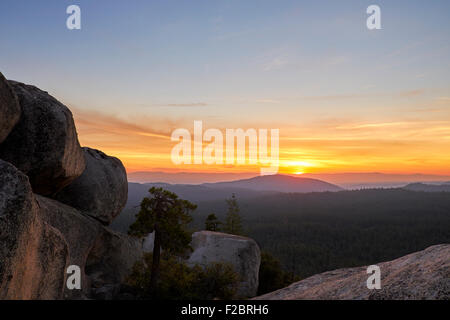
[1,1,449,176]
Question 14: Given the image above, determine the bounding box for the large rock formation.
[254,244,450,300]
[187,231,261,298]
[0,77,139,300]
[54,147,128,225]
[0,160,68,300]
[0,72,21,143]
[0,80,85,196]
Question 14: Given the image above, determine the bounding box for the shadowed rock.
[187,231,261,298]
[0,81,85,196]
[86,228,143,300]
[54,147,128,225]
[254,244,450,300]
[0,160,68,300]
[0,72,21,143]
[37,195,141,300]
[37,195,102,299]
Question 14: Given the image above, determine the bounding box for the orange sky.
[73,104,450,177]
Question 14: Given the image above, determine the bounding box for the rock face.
[36,195,142,299]
[0,80,85,196]
[36,196,102,299]
[0,72,21,143]
[85,228,143,300]
[187,231,261,298]
[54,147,128,225]
[0,160,68,300]
[0,77,138,300]
[254,244,450,300]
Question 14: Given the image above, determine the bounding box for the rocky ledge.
[254,244,450,300]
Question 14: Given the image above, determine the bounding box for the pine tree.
[128,187,196,296]
[223,193,244,235]
[205,213,222,231]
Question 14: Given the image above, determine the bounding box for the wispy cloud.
[412,107,447,113]
[299,94,365,101]
[293,88,425,101]
[435,97,450,102]
[335,121,413,130]
[209,16,223,24]
[385,41,424,58]
[71,107,173,140]
[140,102,209,108]
[263,57,288,71]
[399,89,424,97]
[212,28,257,41]
[254,99,281,104]
[161,103,208,107]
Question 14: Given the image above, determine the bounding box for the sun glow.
[283,160,315,175]
[285,161,314,168]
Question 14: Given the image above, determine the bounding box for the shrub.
[126,252,239,300]
[258,251,297,295]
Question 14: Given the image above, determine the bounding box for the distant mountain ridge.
[125,174,342,208]
[127,171,450,188]
[302,172,450,189]
[403,182,450,192]
[203,174,343,193]
[126,181,278,207]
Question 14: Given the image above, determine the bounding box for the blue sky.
[1,1,449,119]
[1,1,449,174]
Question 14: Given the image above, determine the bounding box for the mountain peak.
[203,174,343,193]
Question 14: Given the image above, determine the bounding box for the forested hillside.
[113,189,450,280]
